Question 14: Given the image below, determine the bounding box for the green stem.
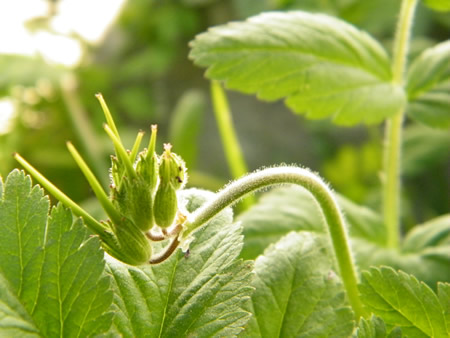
[60,76,109,188]
[66,142,122,225]
[103,124,137,179]
[96,93,121,140]
[130,131,144,162]
[180,166,367,319]
[210,81,255,210]
[383,0,418,248]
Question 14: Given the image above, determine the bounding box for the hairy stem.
[383,0,418,248]
[180,166,367,319]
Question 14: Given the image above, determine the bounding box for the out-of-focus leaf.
[402,124,450,176]
[107,189,253,337]
[117,86,156,120]
[0,170,113,337]
[406,40,450,128]
[360,267,449,337]
[169,90,206,169]
[423,0,450,11]
[190,11,405,125]
[0,55,64,89]
[242,232,354,337]
[402,214,450,251]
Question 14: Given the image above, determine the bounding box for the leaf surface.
[406,40,450,129]
[360,267,449,337]
[107,189,253,337]
[0,170,113,337]
[238,186,450,286]
[242,231,354,337]
[352,315,402,338]
[238,186,386,260]
[190,11,405,125]
[438,282,450,329]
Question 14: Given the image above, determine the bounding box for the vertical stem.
[210,81,255,210]
[383,0,418,248]
[180,167,367,319]
[60,75,109,189]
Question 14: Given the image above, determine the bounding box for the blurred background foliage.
[0,0,448,228]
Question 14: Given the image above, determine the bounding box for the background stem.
[383,0,418,248]
[210,81,255,210]
[60,75,109,189]
[181,166,367,319]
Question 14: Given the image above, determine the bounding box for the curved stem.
[149,237,180,264]
[383,0,418,248]
[180,166,367,319]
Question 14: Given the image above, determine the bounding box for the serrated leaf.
[360,267,449,337]
[406,40,450,128]
[352,315,387,337]
[0,170,113,337]
[423,0,450,11]
[190,11,405,125]
[106,189,253,337]
[242,231,354,337]
[352,315,403,338]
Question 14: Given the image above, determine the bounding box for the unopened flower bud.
[101,217,152,265]
[153,144,187,228]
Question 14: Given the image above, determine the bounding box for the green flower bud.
[110,126,159,231]
[99,218,152,266]
[153,144,187,228]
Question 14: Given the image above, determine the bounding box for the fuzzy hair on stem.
[180,165,367,319]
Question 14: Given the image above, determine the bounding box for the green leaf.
[242,231,354,337]
[190,11,405,125]
[0,170,113,337]
[352,315,386,337]
[438,282,450,328]
[169,90,206,169]
[360,267,449,337]
[352,315,403,338]
[0,55,64,90]
[238,186,450,287]
[406,40,450,129]
[423,0,450,12]
[402,214,450,252]
[107,189,253,337]
[402,124,450,176]
[238,186,386,260]
[0,274,40,337]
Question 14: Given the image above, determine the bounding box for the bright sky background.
[0,0,127,66]
[0,0,127,134]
